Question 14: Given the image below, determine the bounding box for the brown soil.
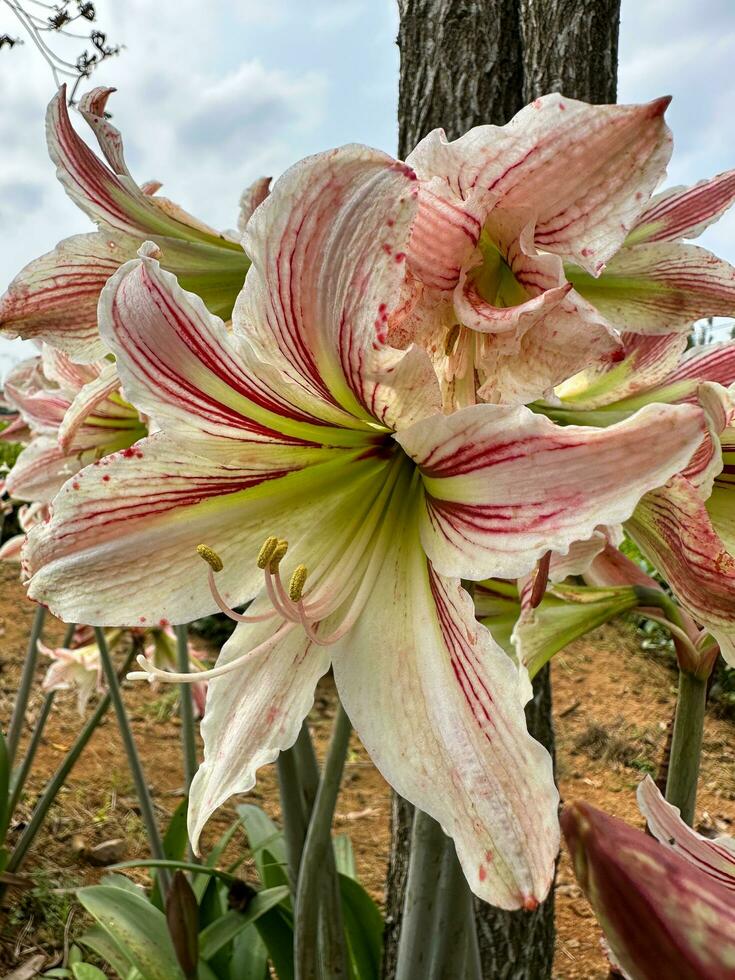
[1,562,733,977]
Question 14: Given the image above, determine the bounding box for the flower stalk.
[665,668,707,826]
[4,645,137,877]
[174,625,198,795]
[294,703,351,980]
[277,723,317,891]
[94,628,169,889]
[6,605,46,765]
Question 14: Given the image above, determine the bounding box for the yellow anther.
[196,544,223,572]
[257,536,279,569]
[444,323,461,357]
[269,539,289,572]
[288,564,308,602]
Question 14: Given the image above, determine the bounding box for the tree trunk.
[387,2,621,977]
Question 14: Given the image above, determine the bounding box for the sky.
[1,0,734,378]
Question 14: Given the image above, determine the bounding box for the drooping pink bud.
[561,801,735,980]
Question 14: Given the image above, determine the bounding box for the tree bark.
[388,2,621,977]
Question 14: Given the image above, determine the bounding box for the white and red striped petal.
[396,401,705,581]
[331,518,558,909]
[638,776,735,890]
[407,94,672,272]
[237,177,272,234]
[239,145,441,428]
[25,434,375,626]
[189,613,330,853]
[568,243,735,334]
[0,232,139,362]
[627,476,735,666]
[99,246,371,454]
[629,170,735,244]
[554,333,689,411]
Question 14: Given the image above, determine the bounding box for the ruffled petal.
[58,362,138,453]
[407,94,672,272]
[567,243,735,333]
[0,232,139,362]
[239,145,441,427]
[25,434,380,625]
[331,515,558,909]
[237,177,272,233]
[396,401,705,580]
[629,170,735,244]
[188,615,330,852]
[637,776,735,890]
[5,437,80,503]
[627,476,735,665]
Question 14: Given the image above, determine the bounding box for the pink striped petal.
[637,776,735,890]
[667,340,735,393]
[237,177,272,234]
[25,435,375,626]
[554,333,689,411]
[0,232,139,362]
[630,170,735,244]
[5,437,82,503]
[568,243,735,333]
[396,401,705,581]
[99,245,370,454]
[627,476,735,666]
[58,362,132,453]
[407,94,672,272]
[239,145,441,428]
[331,524,558,909]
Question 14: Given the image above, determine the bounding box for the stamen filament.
[266,569,301,623]
[128,622,295,683]
[207,568,276,624]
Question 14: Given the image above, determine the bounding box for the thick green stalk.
[665,669,707,826]
[428,838,480,980]
[278,722,321,889]
[294,705,351,980]
[174,625,198,795]
[94,628,169,891]
[6,605,46,765]
[9,622,76,815]
[5,647,136,875]
[394,810,446,980]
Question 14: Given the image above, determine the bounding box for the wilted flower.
[41,634,108,713]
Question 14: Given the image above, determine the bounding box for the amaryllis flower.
[41,634,107,714]
[562,790,735,980]
[3,345,145,504]
[390,95,682,408]
[542,332,735,664]
[23,148,705,907]
[0,87,261,362]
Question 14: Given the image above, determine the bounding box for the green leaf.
[77,885,185,980]
[235,804,288,886]
[152,798,190,910]
[194,817,241,901]
[253,907,295,980]
[100,872,147,897]
[42,970,73,978]
[333,834,357,879]
[78,925,136,980]
[230,924,269,980]
[199,886,289,960]
[72,965,108,980]
[339,874,384,980]
[68,946,83,965]
[0,729,10,844]
[110,859,235,884]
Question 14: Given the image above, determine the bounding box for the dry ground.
[1,563,733,977]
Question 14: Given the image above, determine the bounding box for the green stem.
[5,647,136,875]
[394,810,446,980]
[9,623,76,816]
[277,722,320,890]
[94,628,169,890]
[294,705,351,980]
[6,605,46,765]
[174,625,198,795]
[665,669,707,826]
[428,838,479,980]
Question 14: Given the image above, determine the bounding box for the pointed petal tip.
[650,95,673,116]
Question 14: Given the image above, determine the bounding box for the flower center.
[471,231,527,310]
